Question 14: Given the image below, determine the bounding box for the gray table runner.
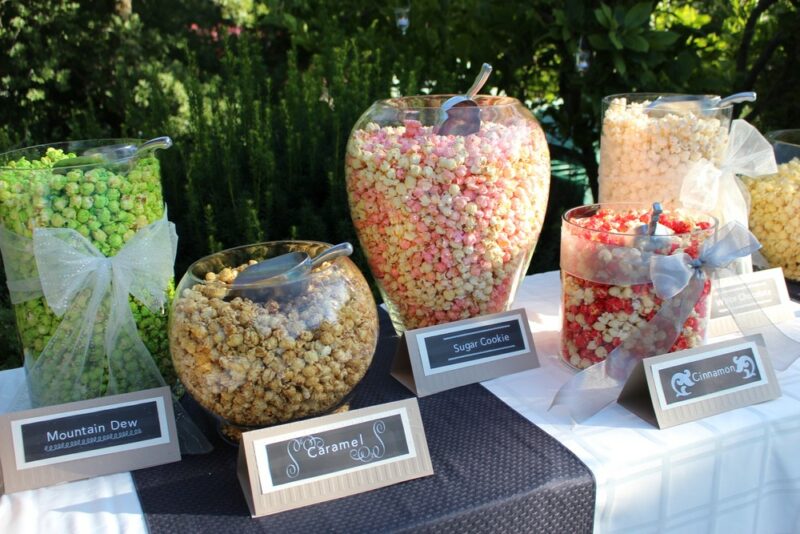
[132,309,595,533]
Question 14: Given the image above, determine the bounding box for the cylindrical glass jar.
[742,130,800,280]
[345,95,550,332]
[0,139,173,404]
[598,93,732,206]
[560,203,717,370]
[169,241,378,438]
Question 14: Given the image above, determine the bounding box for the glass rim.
[766,129,800,148]
[0,138,146,170]
[184,239,337,289]
[601,92,734,113]
[562,202,718,237]
[373,95,521,109]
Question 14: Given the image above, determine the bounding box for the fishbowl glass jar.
[169,241,379,439]
[346,95,550,332]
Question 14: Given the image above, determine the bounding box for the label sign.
[708,268,793,337]
[391,309,538,397]
[238,399,432,517]
[0,387,180,494]
[421,319,528,373]
[618,335,780,429]
[15,399,166,469]
[654,346,765,408]
[711,278,783,317]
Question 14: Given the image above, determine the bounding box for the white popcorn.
[598,97,729,207]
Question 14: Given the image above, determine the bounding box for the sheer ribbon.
[550,222,780,423]
[680,119,778,227]
[0,212,211,453]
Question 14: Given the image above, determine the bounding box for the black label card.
[265,414,409,487]
[20,401,162,465]
[422,319,527,371]
[656,347,763,406]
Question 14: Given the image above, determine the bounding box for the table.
[3,271,800,533]
[485,271,800,533]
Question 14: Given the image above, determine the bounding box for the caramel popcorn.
[170,258,378,428]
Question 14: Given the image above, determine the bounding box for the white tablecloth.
[2,271,800,533]
[0,368,147,534]
[485,271,800,534]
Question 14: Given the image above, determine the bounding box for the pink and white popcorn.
[346,97,550,331]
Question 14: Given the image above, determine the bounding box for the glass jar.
[560,203,717,370]
[345,95,550,332]
[169,241,378,438]
[0,139,174,405]
[598,93,732,206]
[742,130,800,280]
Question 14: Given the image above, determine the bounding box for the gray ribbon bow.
[551,222,764,423]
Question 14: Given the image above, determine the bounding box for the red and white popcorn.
[560,205,716,369]
[346,117,550,330]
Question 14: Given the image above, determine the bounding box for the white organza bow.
[0,214,177,403]
[680,119,778,226]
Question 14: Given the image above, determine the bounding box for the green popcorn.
[80,182,95,195]
[0,143,172,407]
[52,196,68,212]
[108,233,123,249]
[92,229,107,243]
[97,207,112,223]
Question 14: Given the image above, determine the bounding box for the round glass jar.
[742,130,800,280]
[0,139,173,405]
[560,203,717,370]
[169,241,379,436]
[598,93,732,206]
[345,95,550,332]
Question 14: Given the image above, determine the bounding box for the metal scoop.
[84,136,173,163]
[647,91,757,116]
[437,63,493,136]
[230,242,354,290]
[634,202,673,251]
[52,136,173,169]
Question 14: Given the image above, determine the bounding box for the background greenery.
[1,0,797,369]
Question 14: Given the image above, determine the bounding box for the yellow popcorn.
[743,158,800,280]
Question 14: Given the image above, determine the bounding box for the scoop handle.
[465,63,493,99]
[310,242,354,269]
[138,136,173,154]
[718,91,757,107]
